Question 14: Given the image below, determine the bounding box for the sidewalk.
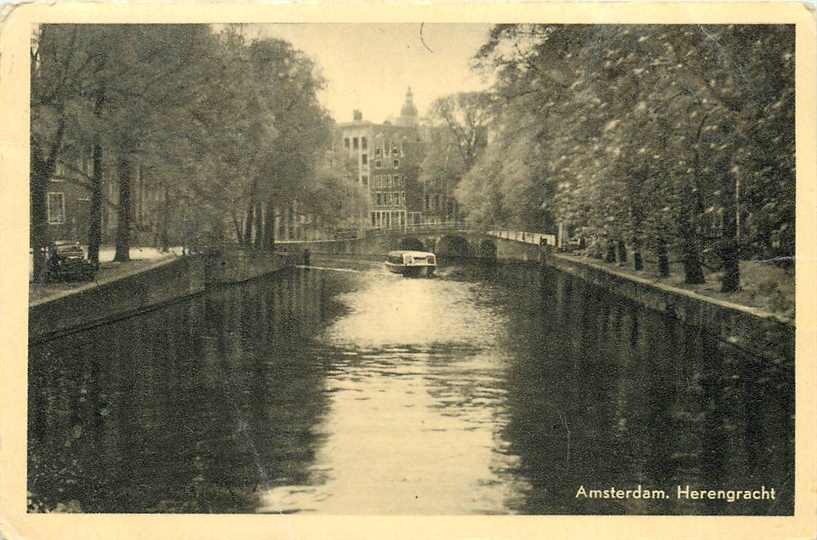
[29,247,182,305]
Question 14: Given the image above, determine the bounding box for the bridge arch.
[476,238,497,260]
[398,237,425,251]
[436,235,472,258]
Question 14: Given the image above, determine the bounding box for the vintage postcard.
[0,2,815,539]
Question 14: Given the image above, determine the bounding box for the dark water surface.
[28,258,794,514]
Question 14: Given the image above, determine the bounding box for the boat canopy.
[387,250,434,258]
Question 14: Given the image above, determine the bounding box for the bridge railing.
[367,220,474,235]
[487,230,557,247]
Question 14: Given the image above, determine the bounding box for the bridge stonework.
[279,228,546,263]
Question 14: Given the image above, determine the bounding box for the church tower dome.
[398,87,418,126]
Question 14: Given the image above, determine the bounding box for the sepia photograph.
[1,4,815,538]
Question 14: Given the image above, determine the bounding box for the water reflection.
[28,259,793,514]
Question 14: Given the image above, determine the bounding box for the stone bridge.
[280,226,557,263]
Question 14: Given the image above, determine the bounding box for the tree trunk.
[617,240,627,264]
[254,201,263,249]
[264,198,275,250]
[633,250,643,272]
[114,149,131,262]
[244,201,254,248]
[657,237,670,277]
[30,143,50,282]
[87,140,103,266]
[678,179,705,284]
[605,239,616,263]
[632,237,643,271]
[87,82,106,266]
[627,168,647,274]
[160,184,170,252]
[231,210,243,245]
[682,236,705,284]
[720,172,740,292]
[680,114,709,284]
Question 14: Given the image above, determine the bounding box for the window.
[375,159,382,169]
[424,194,430,210]
[372,212,377,226]
[50,162,65,182]
[344,138,350,150]
[361,137,368,150]
[362,175,368,186]
[392,146,399,156]
[394,175,402,186]
[377,193,383,206]
[375,148,381,157]
[361,154,368,165]
[47,192,65,224]
[353,137,359,150]
[393,159,399,169]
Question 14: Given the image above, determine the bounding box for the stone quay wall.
[29,256,206,344]
[204,246,294,284]
[543,252,794,363]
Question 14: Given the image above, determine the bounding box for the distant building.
[336,87,427,230]
[419,129,461,225]
[421,174,459,225]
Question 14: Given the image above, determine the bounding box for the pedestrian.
[303,247,311,267]
[539,236,550,264]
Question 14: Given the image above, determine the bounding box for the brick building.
[37,153,166,248]
[336,88,428,230]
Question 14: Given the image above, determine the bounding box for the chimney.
[353,109,363,122]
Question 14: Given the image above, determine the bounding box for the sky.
[245,24,495,124]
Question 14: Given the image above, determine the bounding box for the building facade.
[38,153,164,248]
[336,88,428,231]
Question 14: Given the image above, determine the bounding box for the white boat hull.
[384,262,435,277]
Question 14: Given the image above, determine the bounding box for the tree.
[425,92,493,171]
[30,25,89,280]
[94,25,216,261]
[466,24,794,290]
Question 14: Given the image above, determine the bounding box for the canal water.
[28,257,794,514]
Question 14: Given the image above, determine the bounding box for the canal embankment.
[28,246,296,344]
[541,251,794,363]
[29,234,795,363]
[475,230,794,362]
[283,235,795,362]
[29,255,206,344]
[204,245,294,284]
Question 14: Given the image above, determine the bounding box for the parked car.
[48,241,96,282]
